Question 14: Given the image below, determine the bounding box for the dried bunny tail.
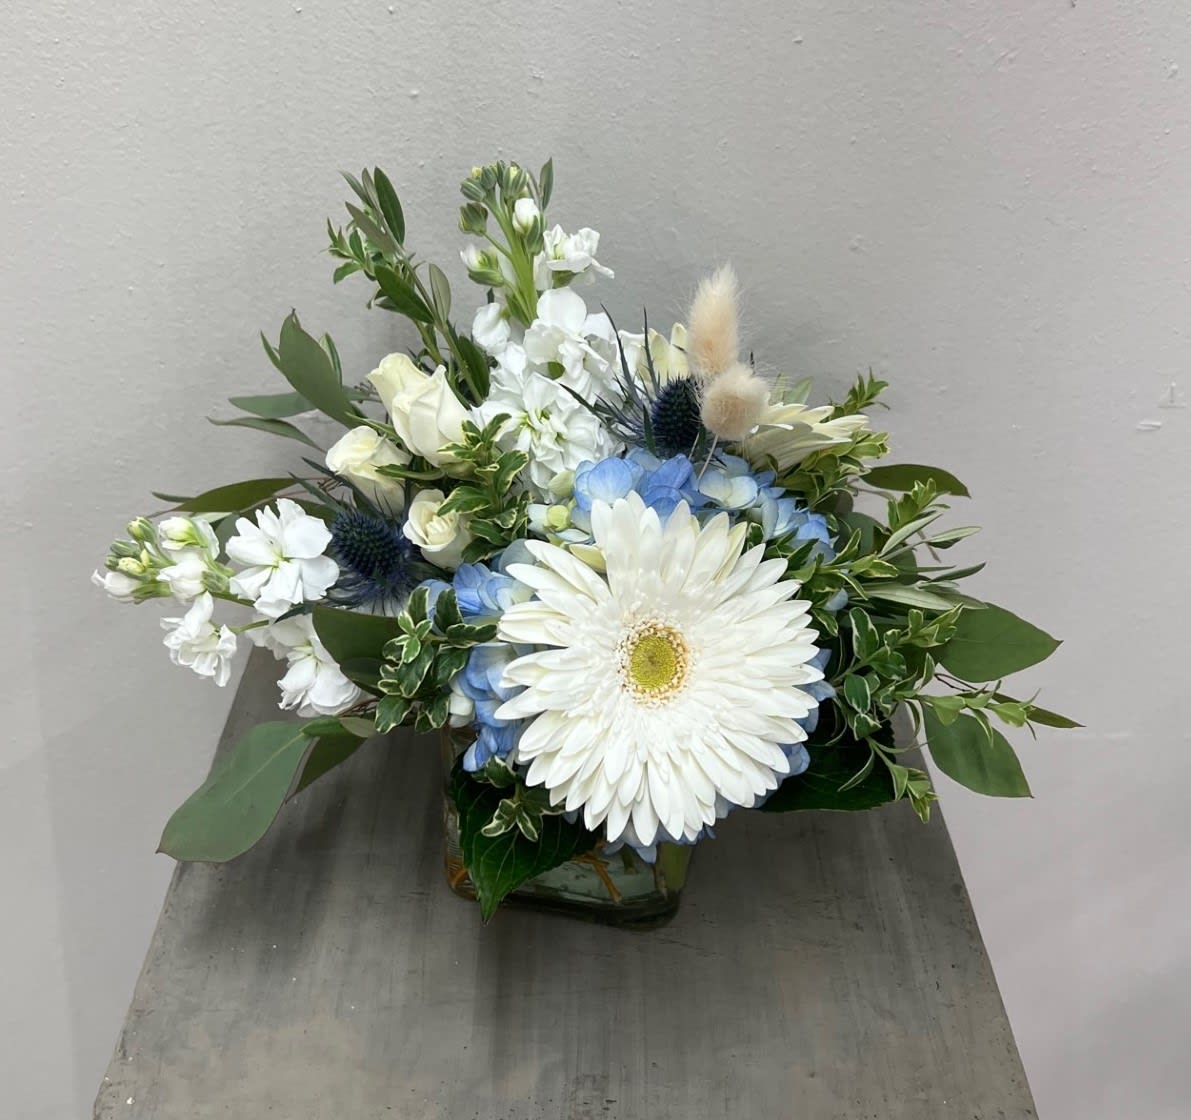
[687,264,739,378]
[700,361,770,442]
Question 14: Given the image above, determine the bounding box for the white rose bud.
[513,197,540,234]
[402,488,473,570]
[367,354,469,470]
[325,426,410,516]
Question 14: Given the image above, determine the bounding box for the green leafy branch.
[327,167,491,404]
[458,159,555,327]
[437,416,531,563]
[375,587,496,733]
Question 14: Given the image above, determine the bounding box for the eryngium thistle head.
[328,509,420,612]
[649,377,704,457]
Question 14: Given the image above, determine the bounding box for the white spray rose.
[367,353,469,469]
[325,426,410,516]
[402,488,473,570]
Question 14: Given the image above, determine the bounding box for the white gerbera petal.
[495,491,824,847]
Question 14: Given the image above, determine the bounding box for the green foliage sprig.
[375,587,496,733]
[435,416,531,563]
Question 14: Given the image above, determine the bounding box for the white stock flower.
[157,516,219,556]
[251,615,362,717]
[495,492,824,849]
[472,302,513,356]
[325,426,410,516]
[402,488,473,570]
[745,403,871,472]
[513,197,540,233]
[367,353,468,468]
[522,288,621,399]
[541,225,613,279]
[91,568,143,602]
[158,551,210,602]
[476,367,622,496]
[226,498,338,619]
[161,593,237,687]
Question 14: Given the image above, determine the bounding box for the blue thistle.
[328,509,423,612]
[649,376,703,457]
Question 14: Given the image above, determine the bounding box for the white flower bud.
[325,426,409,516]
[513,197,540,234]
[367,354,469,470]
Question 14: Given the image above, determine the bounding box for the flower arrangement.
[95,160,1074,920]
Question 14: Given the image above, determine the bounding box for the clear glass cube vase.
[440,735,692,929]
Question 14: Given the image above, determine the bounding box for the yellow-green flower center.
[619,620,690,704]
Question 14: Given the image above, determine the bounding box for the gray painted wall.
[3,3,1188,1117]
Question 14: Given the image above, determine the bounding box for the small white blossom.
[476,366,622,496]
[226,498,338,619]
[91,568,143,602]
[522,288,621,400]
[161,593,237,687]
[251,615,362,717]
[472,302,513,356]
[158,551,211,602]
[403,488,473,570]
[541,225,613,279]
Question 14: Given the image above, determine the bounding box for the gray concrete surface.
[95,653,1034,1119]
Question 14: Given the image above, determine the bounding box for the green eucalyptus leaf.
[158,722,313,862]
[865,585,957,612]
[228,390,314,419]
[271,313,360,427]
[312,606,405,666]
[923,709,1031,797]
[864,463,970,497]
[939,603,1061,682]
[372,167,406,243]
[374,265,435,324]
[159,477,294,514]
[428,263,451,319]
[291,729,367,796]
[209,416,320,449]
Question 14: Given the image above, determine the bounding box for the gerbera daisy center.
[618,620,690,703]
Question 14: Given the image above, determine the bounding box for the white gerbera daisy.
[494,491,825,848]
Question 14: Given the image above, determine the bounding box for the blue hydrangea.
[569,450,835,559]
[421,548,536,772]
[452,642,529,771]
[795,647,836,736]
[420,543,534,622]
